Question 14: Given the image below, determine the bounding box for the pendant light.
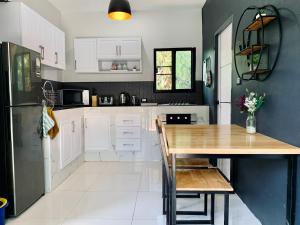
[108,0,132,21]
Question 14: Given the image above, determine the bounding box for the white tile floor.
[7,162,262,225]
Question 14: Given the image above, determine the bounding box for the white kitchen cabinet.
[97,38,141,60]
[119,38,141,59]
[60,120,73,169]
[53,27,66,70]
[97,38,119,59]
[74,38,98,73]
[0,2,66,70]
[60,117,83,169]
[84,114,112,151]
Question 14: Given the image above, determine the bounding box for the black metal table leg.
[211,194,215,225]
[172,154,177,225]
[224,194,229,225]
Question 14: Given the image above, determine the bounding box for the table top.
[163,124,300,155]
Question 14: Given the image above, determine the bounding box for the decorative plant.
[237,89,266,116]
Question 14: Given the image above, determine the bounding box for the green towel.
[42,106,54,138]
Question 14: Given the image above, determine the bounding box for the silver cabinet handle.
[123,144,134,146]
[39,45,44,60]
[123,131,134,134]
[119,45,121,56]
[55,52,58,64]
[72,121,75,132]
[116,46,118,56]
[75,60,77,70]
[85,118,87,128]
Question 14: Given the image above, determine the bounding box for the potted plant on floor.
[237,89,266,134]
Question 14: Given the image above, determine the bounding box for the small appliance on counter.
[99,95,114,106]
[55,89,90,106]
[119,92,130,106]
[131,95,139,106]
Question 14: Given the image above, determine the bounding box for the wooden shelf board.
[245,16,277,31]
[236,45,266,56]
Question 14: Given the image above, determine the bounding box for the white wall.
[61,8,203,82]
[12,0,63,82]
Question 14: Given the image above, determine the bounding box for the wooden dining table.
[162,124,300,225]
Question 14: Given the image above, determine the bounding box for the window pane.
[156,75,172,91]
[176,51,192,89]
[156,66,172,75]
[156,51,172,66]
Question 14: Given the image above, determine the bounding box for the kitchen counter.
[53,104,207,111]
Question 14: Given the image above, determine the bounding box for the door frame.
[213,16,234,124]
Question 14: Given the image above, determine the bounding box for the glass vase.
[246,114,256,134]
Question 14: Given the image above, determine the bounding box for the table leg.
[172,154,177,225]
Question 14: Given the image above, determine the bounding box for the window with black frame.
[154,48,196,92]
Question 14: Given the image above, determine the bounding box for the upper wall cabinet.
[0,2,66,70]
[97,38,141,60]
[74,38,98,73]
[74,37,142,74]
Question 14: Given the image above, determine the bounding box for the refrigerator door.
[7,105,44,216]
[5,43,42,106]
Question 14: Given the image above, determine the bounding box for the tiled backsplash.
[61,81,203,105]
[42,80,203,105]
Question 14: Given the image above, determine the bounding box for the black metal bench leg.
[162,164,166,215]
[211,194,215,225]
[204,193,208,216]
[224,194,229,225]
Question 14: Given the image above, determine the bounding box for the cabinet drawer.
[116,127,141,139]
[116,139,140,151]
[116,115,141,127]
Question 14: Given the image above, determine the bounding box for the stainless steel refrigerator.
[0,42,45,216]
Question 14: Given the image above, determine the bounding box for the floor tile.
[20,191,84,219]
[62,218,132,225]
[133,192,163,220]
[69,191,137,220]
[7,218,63,225]
[57,173,99,191]
[89,173,141,192]
[139,165,162,192]
[132,219,162,225]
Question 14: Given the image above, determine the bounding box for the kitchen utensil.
[119,92,130,106]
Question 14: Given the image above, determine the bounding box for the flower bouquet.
[237,89,266,134]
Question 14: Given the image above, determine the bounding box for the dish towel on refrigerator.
[47,108,59,139]
[42,106,55,138]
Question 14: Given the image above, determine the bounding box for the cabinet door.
[60,120,73,169]
[72,119,82,159]
[84,115,112,151]
[119,38,141,59]
[39,18,55,67]
[97,38,119,59]
[74,38,98,72]
[20,4,40,52]
[53,27,66,70]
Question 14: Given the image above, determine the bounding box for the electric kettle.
[119,92,130,106]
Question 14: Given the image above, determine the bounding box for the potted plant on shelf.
[237,89,266,134]
[248,53,260,71]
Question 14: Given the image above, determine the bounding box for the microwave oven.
[57,89,90,106]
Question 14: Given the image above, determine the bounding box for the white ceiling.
[48,0,206,13]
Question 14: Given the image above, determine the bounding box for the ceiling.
[48,0,206,13]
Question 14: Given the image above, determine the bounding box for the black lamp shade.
[108,0,132,20]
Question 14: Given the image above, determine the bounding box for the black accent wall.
[202,0,300,224]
